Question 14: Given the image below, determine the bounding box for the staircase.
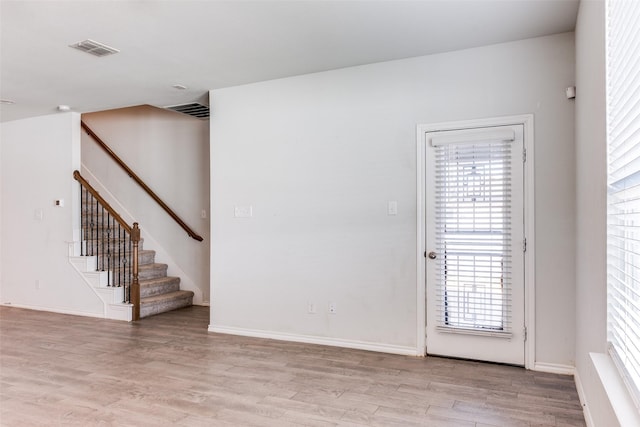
[70,176,194,321]
[136,253,194,318]
[73,122,203,321]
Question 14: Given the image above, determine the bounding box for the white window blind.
[606,0,640,404]
[432,133,513,334]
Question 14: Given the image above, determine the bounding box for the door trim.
[416,114,535,369]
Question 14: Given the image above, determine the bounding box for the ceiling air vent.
[165,103,210,119]
[69,39,120,57]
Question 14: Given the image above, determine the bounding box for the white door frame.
[416,114,535,369]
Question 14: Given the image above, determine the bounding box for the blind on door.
[432,132,514,334]
[606,0,640,403]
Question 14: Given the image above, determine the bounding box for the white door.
[425,124,525,365]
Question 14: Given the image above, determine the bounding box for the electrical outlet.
[234,206,253,218]
[328,302,337,314]
[307,302,317,314]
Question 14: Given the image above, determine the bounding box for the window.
[606,0,640,405]
[432,127,519,335]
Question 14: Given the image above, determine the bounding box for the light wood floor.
[0,306,585,426]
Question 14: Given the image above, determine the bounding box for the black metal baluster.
[87,192,91,256]
[126,232,132,303]
[106,212,112,287]
[80,186,85,256]
[84,187,88,256]
[122,225,127,288]
[117,224,122,287]
[100,203,105,272]
[120,229,127,286]
[90,193,96,257]
[122,245,128,303]
[128,236,132,298]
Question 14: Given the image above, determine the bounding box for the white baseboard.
[575,370,596,427]
[208,324,418,356]
[1,302,104,319]
[106,303,132,321]
[533,362,575,375]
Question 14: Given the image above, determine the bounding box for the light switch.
[234,206,253,218]
[388,201,398,216]
[34,208,43,221]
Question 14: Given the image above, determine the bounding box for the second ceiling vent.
[165,103,210,120]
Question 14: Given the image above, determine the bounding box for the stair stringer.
[67,242,133,321]
[78,165,205,305]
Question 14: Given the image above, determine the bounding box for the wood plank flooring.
[0,306,586,426]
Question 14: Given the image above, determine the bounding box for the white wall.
[0,118,3,299]
[210,33,576,364]
[573,1,611,423]
[82,106,210,304]
[574,1,635,425]
[0,113,104,316]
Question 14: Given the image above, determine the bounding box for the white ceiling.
[0,0,579,123]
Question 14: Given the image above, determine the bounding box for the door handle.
[428,251,437,260]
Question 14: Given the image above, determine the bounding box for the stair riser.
[81,207,123,213]
[90,251,155,267]
[140,279,181,298]
[80,220,133,230]
[139,251,155,265]
[97,263,169,287]
[81,228,140,239]
[139,266,167,281]
[82,224,129,240]
[80,213,134,229]
[80,205,104,213]
[107,267,167,283]
[82,240,144,252]
[80,209,133,222]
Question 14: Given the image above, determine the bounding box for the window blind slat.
[606,0,640,405]
[434,134,513,333]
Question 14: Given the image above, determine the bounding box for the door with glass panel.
[425,124,525,365]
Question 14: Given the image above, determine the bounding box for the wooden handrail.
[73,170,132,234]
[81,121,204,242]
